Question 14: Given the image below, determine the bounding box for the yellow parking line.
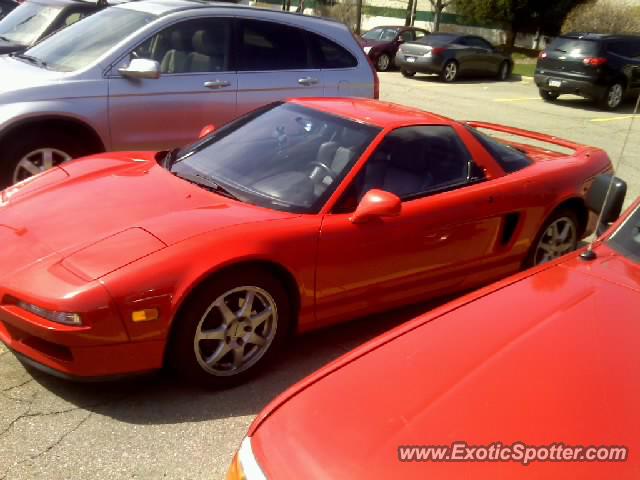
[493,97,540,102]
[590,115,639,123]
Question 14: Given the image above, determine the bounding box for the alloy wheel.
[193,286,278,376]
[533,217,577,265]
[377,54,390,71]
[443,62,457,82]
[500,62,509,80]
[13,148,72,184]
[607,84,623,109]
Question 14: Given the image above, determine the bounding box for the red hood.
[0,152,293,280]
[250,247,640,478]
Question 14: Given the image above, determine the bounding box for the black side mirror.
[586,174,627,235]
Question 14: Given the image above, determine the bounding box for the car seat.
[188,29,226,72]
[160,29,190,74]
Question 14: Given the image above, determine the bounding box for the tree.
[452,0,583,50]
[405,0,416,26]
[429,0,451,32]
[562,0,640,34]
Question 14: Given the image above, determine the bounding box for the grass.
[512,62,536,78]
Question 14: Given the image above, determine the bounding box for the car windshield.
[0,1,61,45]
[362,27,398,41]
[23,7,155,71]
[465,126,532,173]
[416,33,457,46]
[170,103,381,214]
[608,202,640,262]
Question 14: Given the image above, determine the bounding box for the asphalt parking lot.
[1,72,639,480]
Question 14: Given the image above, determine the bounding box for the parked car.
[0,0,377,187]
[0,98,612,386]
[360,25,429,72]
[227,177,636,480]
[0,0,111,55]
[535,33,640,110]
[0,0,17,20]
[395,32,512,82]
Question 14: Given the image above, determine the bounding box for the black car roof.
[562,32,640,41]
[26,0,129,7]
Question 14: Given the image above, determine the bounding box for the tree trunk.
[405,0,415,26]
[434,9,441,31]
[506,28,517,52]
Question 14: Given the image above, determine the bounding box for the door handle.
[298,76,319,86]
[204,80,231,90]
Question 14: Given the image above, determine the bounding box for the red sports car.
[0,98,612,386]
[227,179,637,479]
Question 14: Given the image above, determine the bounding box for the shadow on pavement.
[22,297,451,425]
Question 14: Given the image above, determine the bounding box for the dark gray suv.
[535,33,640,110]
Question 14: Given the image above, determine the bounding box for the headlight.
[363,46,372,54]
[15,300,82,326]
[227,437,266,480]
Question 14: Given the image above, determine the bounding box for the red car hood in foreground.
[0,153,292,281]
[249,244,640,479]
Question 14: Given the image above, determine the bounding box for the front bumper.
[395,53,443,73]
[534,73,606,99]
[0,298,165,379]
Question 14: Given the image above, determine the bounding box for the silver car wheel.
[607,83,623,109]
[13,148,72,184]
[444,62,457,82]
[377,54,390,71]
[534,217,577,265]
[193,286,278,377]
[500,62,509,80]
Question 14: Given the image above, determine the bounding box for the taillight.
[583,57,607,67]
[431,47,445,56]
[538,51,547,59]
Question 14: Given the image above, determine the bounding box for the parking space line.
[493,97,540,102]
[590,115,639,123]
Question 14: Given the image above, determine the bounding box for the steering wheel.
[308,161,337,182]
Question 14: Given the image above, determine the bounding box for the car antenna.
[580,90,640,261]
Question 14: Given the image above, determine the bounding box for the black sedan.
[0,0,107,55]
[0,0,17,19]
[395,33,512,82]
[360,25,429,71]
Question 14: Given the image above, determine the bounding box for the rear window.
[465,127,532,173]
[416,34,458,46]
[309,33,357,69]
[548,37,600,57]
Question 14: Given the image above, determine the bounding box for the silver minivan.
[0,0,378,186]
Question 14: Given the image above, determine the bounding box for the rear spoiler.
[465,121,585,152]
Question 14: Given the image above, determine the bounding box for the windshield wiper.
[13,53,47,68]
[174,171,240,201]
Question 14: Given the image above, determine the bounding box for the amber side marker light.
[131,309,159,323]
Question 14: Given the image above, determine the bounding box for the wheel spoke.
[232,347,245,367]
[539,243,555,254]
[216,300,236,325]
[205,343,231,366]
[20,159,42,176]
[246,332,266,347]
[250,306,272,328]
[238,291,255,318]
[197,326,226,341]
[558,222,571,241]
[42,150,54,170]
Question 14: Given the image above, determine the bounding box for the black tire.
[401,68,416,78]
[169,267,292,388]
[0,127,95,188]
[599,82,624,110]
[440,60,458,82]
[376,53,391,72]
[539,89,560,102]
[524,208,579,268]
[498,61,511,81]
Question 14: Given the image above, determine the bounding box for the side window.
[132,18,231,74]
[335,126,472,211]
[465,37,492,50]
[400,30,415,42]
[608,40,640,59]
[238,19,308,71]
[309,32,357,69]
[60,9,88,27]
[414,29,427,41]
